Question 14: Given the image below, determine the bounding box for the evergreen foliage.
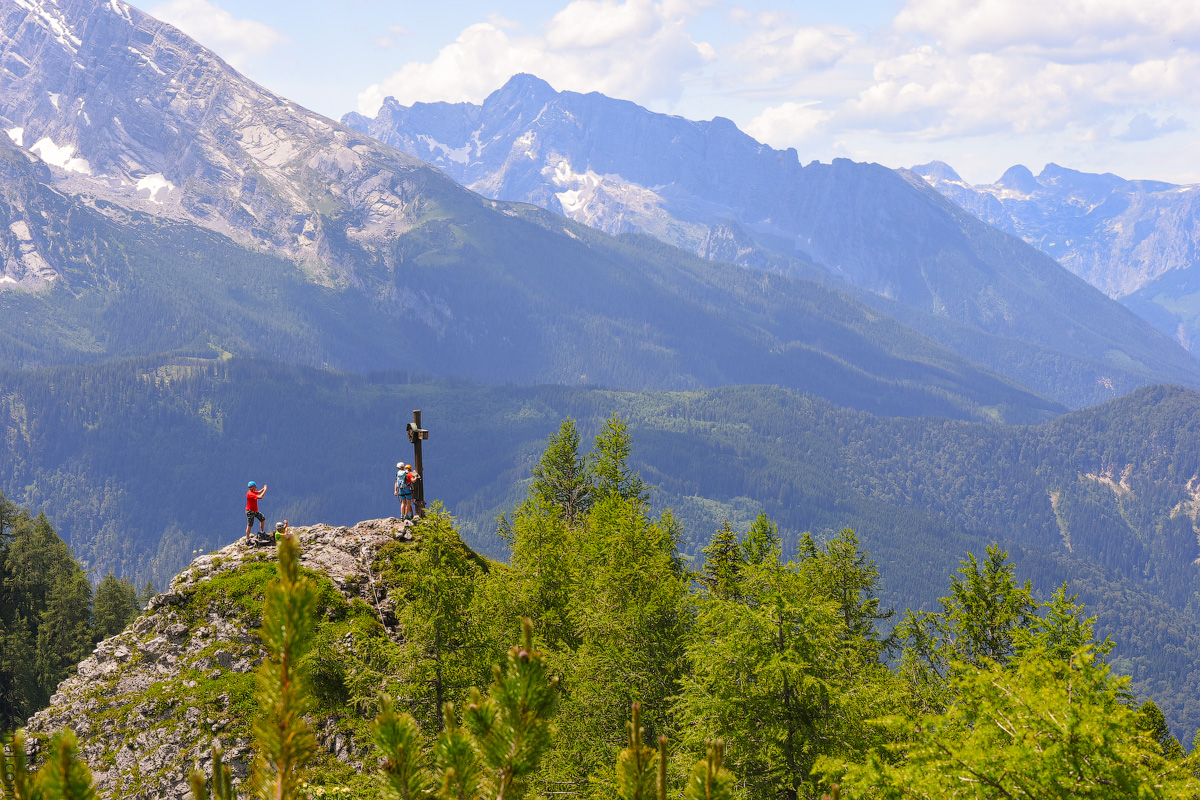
[530,418,592,525]
[830,648,1200,799]
[250,536,318,800]
[92,574,139,641]
[701,521,743,599]
[589,416,649,505]
[0,729,95,800]
[0,496,97,731]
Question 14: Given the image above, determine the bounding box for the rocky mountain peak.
[0,0,452,287]
[911,160,965,185]
[484,72,557,111]
[996,164,1039,194]
[23,518,419,799]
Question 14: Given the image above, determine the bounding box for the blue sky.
[149,0,1200,184]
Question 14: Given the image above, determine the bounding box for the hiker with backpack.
[395,462,413,520]
[405,463,420,519]
[245,480,267,542]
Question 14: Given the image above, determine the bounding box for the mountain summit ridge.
[24,518,411,799]
[345,74,1200,408]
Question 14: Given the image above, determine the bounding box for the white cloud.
[745,102,830,147]
[356,0,713,116]
[717,0,1200,157]
[729,23,854,84]
[151,0,286,69]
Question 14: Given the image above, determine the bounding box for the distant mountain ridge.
[344,75,1200,408]
[911,161,1200,350]
[0,0,1067,423]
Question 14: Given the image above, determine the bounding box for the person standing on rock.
[395,462,412,520]
[245,480,267,542]
[405,463,420,520]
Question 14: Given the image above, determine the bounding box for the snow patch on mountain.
[29,137,91,174]
[135,173,175,203]
[12,0,81,52]
[416,134,469,165]
[6,128,23,146]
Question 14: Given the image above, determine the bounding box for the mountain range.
[0,0,1088,423]
[912,161,1200,351]
[2,0,1200,760]
[344,75,1200,408]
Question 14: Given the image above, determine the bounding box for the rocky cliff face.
[23,518,413,799]
[0,0,461,287]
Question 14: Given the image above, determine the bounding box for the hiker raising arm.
[245,481,268,541]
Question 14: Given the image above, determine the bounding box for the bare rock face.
[0,0,444,287]
[24,518,413,799]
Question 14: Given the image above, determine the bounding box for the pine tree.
[682,742,736,800]
[740,512,780,566]
[0,729,38,800]
[371,697,432,800]
[588,415,648,505]
[189,744,235,800]
[701,521,743,599]
[250,536,317,800]
[530,418,592,525]
[93,575,139,641]
[43,731,97,800]
[369,618,560,800]
[461,619,559,800]
[136,580,158,610]
[615,703,658,800]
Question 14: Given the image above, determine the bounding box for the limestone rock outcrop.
[24,518,412,799]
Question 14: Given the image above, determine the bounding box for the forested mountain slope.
[3,358,1200,738]
[345,75,1200,408]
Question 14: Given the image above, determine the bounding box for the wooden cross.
[406,410,429,516]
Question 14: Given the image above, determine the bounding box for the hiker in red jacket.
[245,480,267,541]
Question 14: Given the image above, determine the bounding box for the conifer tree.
[677,556,843,800]
[0,729,38,800]
[740,512,780,566]
[615,703,658,800]
[369,618,560,800]
[400,508,484,731]
[701,521,743,599]
[832,647,1200,798]
[136,580,158,610]
[530,418,592,525]
[93,575,139,641]
[942,544,1036,667]
[683,742,735,800]
[556,492,688,783]
[250,536,317,800]
[803,529,892,659]
[372,697,432,800]
[588,415,648,505]
[189,744,235,800]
